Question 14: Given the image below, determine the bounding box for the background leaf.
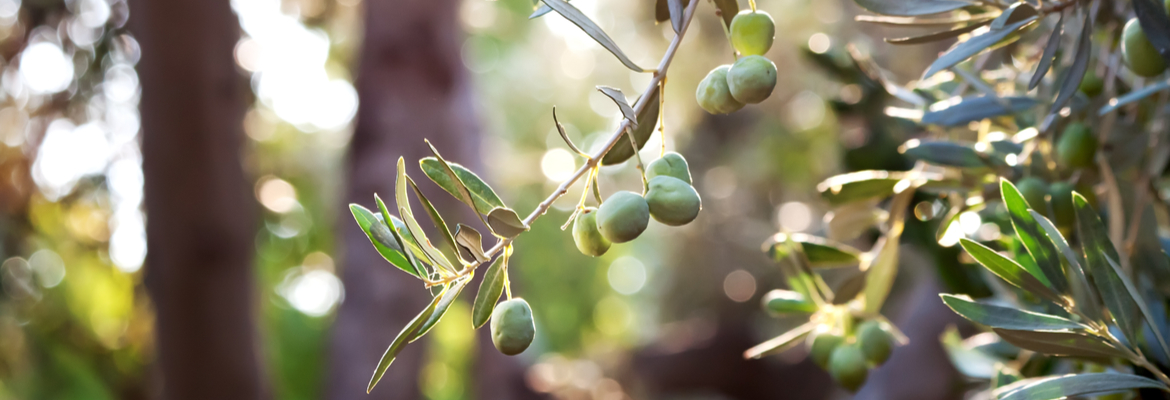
[852,0,970,16]
[764,233,862,267]
[743,320,816,359]
[900,140,987,168]
[1099,78,1170,115]
[539,0,644,72]
[921,96,1039,126]
[1029,11,1064,90]
[1049,10,1092,114]
[1133,0,1170,65]
[941,294,1087,331]
[923,17,1037,78]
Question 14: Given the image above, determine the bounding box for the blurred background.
[0,0,979,398]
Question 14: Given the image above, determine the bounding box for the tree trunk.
[131,0,266,398]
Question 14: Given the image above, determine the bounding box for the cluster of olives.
[1015,122,1098,231]
[763,289,897,391]
[491,298,535,355]
[573,152,702,256]
[695,9,778,114]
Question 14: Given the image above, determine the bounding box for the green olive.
[809,328,846,368]
[726,55,777,104]
[761,289,817,315]
[490,298,535,356]
[856,320,895,366]
[696,65,744,114]
[572,207,610,257]
[1123,18,1167,78]
[596,191,650,243]
[1078,71,1104,97]
[1048,182,1076,234]
[645,176,701,226]
[646,151,692,185]
[730,10,775,56]
[1056,122,1097,169]
[828,343,869,392]
[1016,177,1049,211]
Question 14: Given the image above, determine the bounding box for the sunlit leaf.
[375,194,429,275]
[923,17,1038,78]
[941,326,1003,379]
[743,320,817,359]
[411,279,469,341]
[367,292,442,393]
[396,158,455,273]
[993,328,1128,359]
[419,157,506,215]
[486,207,528,238]
[856,13,996,26]
[409,177,461,264]
[1029,11,1064,90]
[454,224,489,263]
[764,232,862,267]
[539,0,644,72]
[921,96,1039,126]
[900,140,987,168]
[350,204,419,277]
[529,4,553,19]
[941,294,1087,331]
[472,257,506,329]
[1001,179,1069,294]
[864,184,915,313]
[995,373,1167,400]
[597,86,638,128]
[852,0,969,16]
[958,238,1062,303]
[1073,193,1142,343]
[1103,256,1170,363]
[1029,210,1103,323]
[601,87,660,165]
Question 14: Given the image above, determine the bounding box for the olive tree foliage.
[748,0,1170,397]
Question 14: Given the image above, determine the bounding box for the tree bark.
[131,0,266,398]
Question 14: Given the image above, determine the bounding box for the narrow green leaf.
[396,157,456,273]
[419,158,506,215]
[1050,10,1092,114]
[539,0,644,72]
[885,20,990,45]
[411,279,470,341]
[597,86,638,128]
[923,17,1038,78]
[863,184,915,313]
[958,238,1062,303]
[992,328,1128,359]
[472,257,506,329]
[996,373,1167,400]
[817,170,901,205]
[921,96,1039,126]
[743,320,817,359]
[852,0,969,16]
[1073,193,1142,344]
[667,0,689,34]
[764,233,862,267]
[601,87,660,165]
[350,204,419,277]
[1001,179,1069,294]
[1103,255,1170,364]
[486,207,528,238]
[856,13,997,26]
[408,177,461,264]
[941,294,1087,331]
[374,194,428,274]
[900,140,987,168]
[367,292,442,393]
[941,326,1003,379]
[1099,78,1170,115]
[424,141,485,220]
[1029,11,1064,90]
[1029,210,1103,323]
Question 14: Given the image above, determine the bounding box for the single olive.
[828,343,869,392]
[572,207,611,257]
[1078,71,1104,97]
[596,191,650,243]
[490,298,535,356]
[856,320,895,366]
[696,65,745,114]
[726,55,777,104]
[809,328,846,368]
[730,10,775,56]
[1049,182,1076,233]
[1056,122,1097,169]
[646,152,692,185]
[1016,177,1049,211]
[1122,18,1167,77]
[645,176,702,226]
[762,289,817,315]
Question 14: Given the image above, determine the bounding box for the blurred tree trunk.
[130,0,266,399]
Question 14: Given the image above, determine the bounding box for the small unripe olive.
[1078,71,1104,97]
[726,55,777,104]
[762,289,817,315]
[828,343,869,392]
[1056,122,1097,169]
[696,65,745,114]
[491,298,535,356]
[1016,177,1049,211]
[856,320,895,366]
[572,207,610,257]
[645,176,701,226]
[646,152,692,185]
[1123,18,1167,77]
[730,10,775,56]
[596,191,650,243]
[809,328,845,368]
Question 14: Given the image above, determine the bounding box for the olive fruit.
[572,207,610,257]
[730,10,775,56]
[1078,71,1104,97]
[1016,177,1049,211]
[1122,18,1167,77]
[762,289,817,315]
[490,298,535,356]
[596,191,650,243]
[809,328,846,368]
[1056,122,1097,169]
[646,152,692,185]
[696,65,744,114]
[856,320,895,365]
[828,343,869,392]
[726,55,777,104]
[645,176,702,226]
[1049,182,1076,233]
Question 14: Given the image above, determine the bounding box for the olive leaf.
[941,326,1003,379]
[424,140,489,222]
[921,96,1039,126]
[539,0,644,72]
[454,224,489,263]
[922,16,1038,79]
[863,183,915,313]
[529,4,553,19]
[472,257,506,329]
[995,373,1168,400]
[1073,193,1143,344]
[743,320,817,359]
[409,177,461,265]
[367,290,443,393]
[597,86,638,128]
[1099,78,1170,115]
[885,20,991,45]
[900,140,987,168]
[1133,0,1170,65]
[764,233,862,267]
[1001,179,1069,294]
[396,157,456,273]
[818,170,905,205]
[1103,255,1170,362]
[1029,210,1104,323]
[711,0,738,28]
[1050,10,1092,115]
[992,328,1129,359]
[1029,10,1064,90]
[852,0,970,17]
[411,279,469,341]
[374,194,429,274]
[419,157,506,215]
[350,203,420,277]
[958,238,1062,304]
[601,86,660,165]
[940,294,1088,331]
[667,0,689,34]
[856,13,996,26]
[552,108,586,156]
[486,207,528,238]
